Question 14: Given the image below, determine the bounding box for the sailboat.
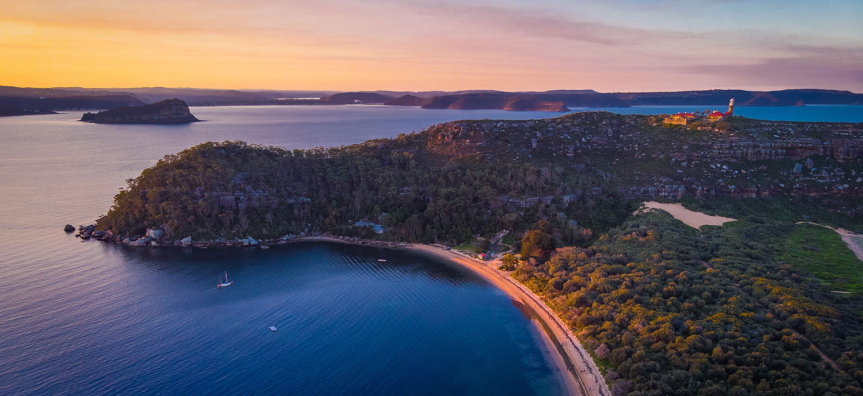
[217,271,233,288]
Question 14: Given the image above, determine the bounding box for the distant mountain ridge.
[615,89,863,106]
[319,92,394,104]
[0,85,144,115]
[414,93,570,112]
[0,86,860,117]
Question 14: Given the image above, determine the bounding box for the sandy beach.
[402,244,610,396]
[640,201,736,229]
[291,236,609,396]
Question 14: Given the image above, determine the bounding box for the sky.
[1,0,862,92]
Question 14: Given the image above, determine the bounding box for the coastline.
[293,236,609,396]
[401,243,610,396]
[86,232,609,394]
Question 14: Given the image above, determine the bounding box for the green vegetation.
[97,140,632,245]
[681,197,863,234]
[779,224,863,293]
[499,253,518,271]
[96,112,863,395]
[515,212,863,395]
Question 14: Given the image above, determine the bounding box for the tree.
[499,253,518,271]
[521,229,556,261]
[596,343,611,359]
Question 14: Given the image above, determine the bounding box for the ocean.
[1,104,860,395]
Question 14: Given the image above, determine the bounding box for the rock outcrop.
[80,98,199,124]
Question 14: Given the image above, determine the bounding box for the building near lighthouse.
[664,98,735,125]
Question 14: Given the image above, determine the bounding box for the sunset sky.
[2,0,862,92]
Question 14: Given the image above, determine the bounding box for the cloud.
[681,54,863,90]
[393,1,702,46]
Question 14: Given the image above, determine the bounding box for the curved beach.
[403,244,610,396]
[296,236,609,396]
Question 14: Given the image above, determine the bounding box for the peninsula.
[88,111,863,395]
[81,98,199,124]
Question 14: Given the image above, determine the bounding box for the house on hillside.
[665,98,735,125]
[664,112,698,125]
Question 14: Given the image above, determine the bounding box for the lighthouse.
[727,98,735,117]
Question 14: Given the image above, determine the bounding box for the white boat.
[269,326,278,332]
[377,259,386,262]
[217,271,233,288]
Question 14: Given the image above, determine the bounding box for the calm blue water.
[0,106,569,396]
[1,104,860,395]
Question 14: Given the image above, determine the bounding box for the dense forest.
[97,139,632,244]
[95,112,863,395]
[516,213,863,395]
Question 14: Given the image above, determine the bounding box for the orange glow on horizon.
[2,0,861,92]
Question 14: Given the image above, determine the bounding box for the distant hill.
[243,90,338,100]
[615,89,863,106]
[371,89,598,98]
[399,89,863,111]
[385,94,433,107]
[0,86,859,117]
[0,86,144,113]
[537,89,599,95]
[372,89,509,98]
[0,104,56,117]
[62,87,278,106]
[420,93,570,112]
[320,92,394,104]
[80,99,199,124]
[122,88,275,106]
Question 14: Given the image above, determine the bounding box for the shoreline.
[400,243,610,396]
[84,232,608,394]
[288,236,609,396]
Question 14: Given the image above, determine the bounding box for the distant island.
[80,98,199,124]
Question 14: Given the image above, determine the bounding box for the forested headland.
[95,111,863,395]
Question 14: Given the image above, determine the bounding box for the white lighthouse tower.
[727,98,735,117]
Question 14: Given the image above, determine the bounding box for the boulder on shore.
[64,224,75,232]
[146,228,164,239]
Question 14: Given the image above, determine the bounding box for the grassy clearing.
[778,223,863,293]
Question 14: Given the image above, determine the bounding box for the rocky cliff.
[80,99,199,124]
[420,113,863,212]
